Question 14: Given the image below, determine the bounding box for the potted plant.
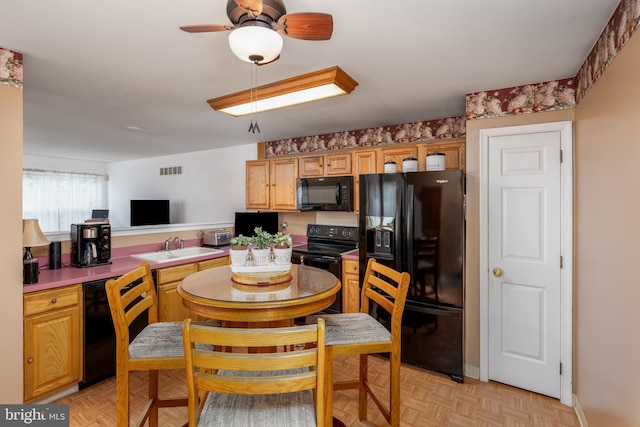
[251,227,273,266]
[272,232,292,265]
[229,234,252,266]
[230,234,252,249]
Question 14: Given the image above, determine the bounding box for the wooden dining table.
[177,263,341,324]
[176,263,344,427]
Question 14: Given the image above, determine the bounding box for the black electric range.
[291,224,359,314]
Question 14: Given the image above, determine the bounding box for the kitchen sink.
[131,247,223,264]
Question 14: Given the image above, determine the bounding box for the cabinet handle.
[27,357,33,364]
[50,298,57,304]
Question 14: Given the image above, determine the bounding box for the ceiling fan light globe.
[228,26,283,64]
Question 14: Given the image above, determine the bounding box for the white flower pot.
[251,248,271,266]
[229,248,249,266]
[273,247,292,265]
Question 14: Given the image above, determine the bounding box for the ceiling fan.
[180,0,333,64]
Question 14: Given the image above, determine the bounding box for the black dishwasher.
[80,271,155,389]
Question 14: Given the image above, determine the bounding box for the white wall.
[107,144,257,227]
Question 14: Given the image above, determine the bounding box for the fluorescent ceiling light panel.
[207,66,358,117]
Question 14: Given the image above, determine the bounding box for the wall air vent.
[160,166,182,176]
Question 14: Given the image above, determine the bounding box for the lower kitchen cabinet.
[157,256,229,322]
[342,259,360,313]
[23,284,82,402]
[197,256,229,270]
[157,263,197,322]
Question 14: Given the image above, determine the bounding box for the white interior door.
[485,127,566,399]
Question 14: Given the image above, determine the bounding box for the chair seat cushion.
[129,321,218,359]
[307,312,391,346]
[198,369,317,427]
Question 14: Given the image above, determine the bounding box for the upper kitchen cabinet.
[417,139,466,171]
[376,146,418,172]
[246,158,298,211]
[246,160,270,210]
[298,153,351,177]
[352,150,376,212]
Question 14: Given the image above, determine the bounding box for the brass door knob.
[493,267,503,277]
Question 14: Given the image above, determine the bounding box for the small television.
[234,212,279,237]
[130,200,170,226]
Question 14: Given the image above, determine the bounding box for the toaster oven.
[203,230,231,247]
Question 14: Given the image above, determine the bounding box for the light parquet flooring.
[54,354,579,426]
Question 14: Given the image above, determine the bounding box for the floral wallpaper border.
[265,116,466,157]
[0,48,23,89]
[575,0,640,103]
[465,78,576,120]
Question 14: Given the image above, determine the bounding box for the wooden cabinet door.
[325,153,351,176]
[158,282,193,322]
[157,263,197,322]
[299,156,324,177]
[417,139,466,171]
[352,150,376,213]
[246,160,270,210]
[270,158,298,211]
[377,146,418,172]
[342,259,360,313]
[197,256,229,270]
[24,306,81,401]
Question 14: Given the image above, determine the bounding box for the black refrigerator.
[359,170,465,382]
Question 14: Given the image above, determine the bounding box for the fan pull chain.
[248,56,261,133]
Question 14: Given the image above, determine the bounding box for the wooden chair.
[181,318,326,427]
[106,262,196,427]
[309,258,411,427]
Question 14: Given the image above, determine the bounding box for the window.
[23,169,108,232]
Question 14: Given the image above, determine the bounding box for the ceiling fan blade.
[234,0,263,17]
[179,24,232,33]
[276,13,333,41]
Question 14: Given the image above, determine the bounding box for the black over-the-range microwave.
[296,175,354,211]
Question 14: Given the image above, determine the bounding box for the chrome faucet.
[164,237,173,251]
[163,236,184,251]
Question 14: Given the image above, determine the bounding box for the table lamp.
[23,219,49,284]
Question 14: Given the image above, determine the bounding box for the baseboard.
[31,383,79,404]
[464,364,480,380]
[574,394,588,426]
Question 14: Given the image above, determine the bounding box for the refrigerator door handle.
[406,303,461,317]
[406,184,414,274]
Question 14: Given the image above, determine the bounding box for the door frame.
[478,121,573,406]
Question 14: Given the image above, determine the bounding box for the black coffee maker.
[70,223,112,267]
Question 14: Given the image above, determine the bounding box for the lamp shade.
[23,219,49,248]
[228,26,283,64]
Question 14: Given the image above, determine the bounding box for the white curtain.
[23,169,108,232]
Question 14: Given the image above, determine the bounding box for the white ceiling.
[0,0,620,163]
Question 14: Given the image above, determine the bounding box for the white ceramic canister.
[402,157,418,172]
[426,152,446,171]
[384,161,397,173]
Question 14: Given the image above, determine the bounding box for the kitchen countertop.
[26,240,357,293]
[23,245,231,294]
[341,249,359,260]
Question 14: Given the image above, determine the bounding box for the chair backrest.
[182,318,326,427]
[360,258,411,336]
[106,262,159,346]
